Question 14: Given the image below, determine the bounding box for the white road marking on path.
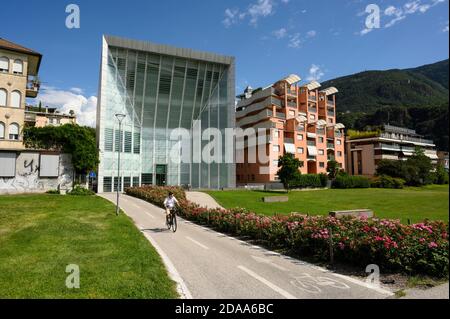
[238,266,297,299]
[251,256,288,271]
[331,273,394,296]
[186,236,209,250]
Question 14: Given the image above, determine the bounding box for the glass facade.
[97,36,235,192]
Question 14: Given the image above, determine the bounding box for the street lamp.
[115,113,126,216]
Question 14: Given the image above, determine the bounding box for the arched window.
[0,89,6,106]
[9,123,19,140]
[0,122,5,139]
[12,59,23,74]
[0,57,9,72]
[11,91,21,108]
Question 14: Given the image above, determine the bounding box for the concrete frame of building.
[96,35,236,193]
[235,77,345,185]
[345,124,439,177]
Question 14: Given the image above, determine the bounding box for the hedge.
[371,175,406,189]
[292,173,328,189]
[125,186,449,277]
[332,175,371,189]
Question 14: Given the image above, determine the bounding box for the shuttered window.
[9,123,19,140]
[104,128,114,151]
[0,152,16,177]
[11,91,21,108]
[103,177,112,192]
[133,132,140,154]
[0,57,8,72]
[124,131,132,153]
[0,89,6,106]
[12,59,23,74]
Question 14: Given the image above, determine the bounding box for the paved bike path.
[100,193,393,299]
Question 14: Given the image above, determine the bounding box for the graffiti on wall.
[0,152,74,194]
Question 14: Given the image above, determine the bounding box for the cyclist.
[163,192,179,218]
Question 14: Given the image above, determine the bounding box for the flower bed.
[125,186,449,277]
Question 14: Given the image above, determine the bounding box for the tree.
[406,148,434,185]
[376,159,406,178]
[23,124,99,174]
[277,153,303,192]
[434,164,449,185]
[327,160,340,180]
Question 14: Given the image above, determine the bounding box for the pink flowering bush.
[126,187,449,277]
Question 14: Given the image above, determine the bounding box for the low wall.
[0,151,74,194]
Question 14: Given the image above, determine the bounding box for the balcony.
[309,107,317,113]
[327,100,334,107]
[327,111,335,117]
[275,112,286,119]
[327,143,335,149]
[380,132,434,145]
[26,77,40,98]
[24,112,36,122]
[308,95,317,102]
[271,98,282,107]
[376,143,402,151]
[286,101,297,108]
[316,129,325,135]
[328,155,335,161]
[307,140,316,146]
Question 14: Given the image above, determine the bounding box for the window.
[124,131,132,153]
[273,160,279,167]
[132,176,139,187]
[337,151,343,157]
[113,177,122,192]
[289,110,295,116]
[0,122,4,139]
[0,152,16,177]
[0,89,6,106]
[309,114,315,121]
[319,162,325,168]
[318,137,324,143]
[297,147,304,154]
[123,177,131,189]
[336,139,342,145]
[273,129,279,139]
[0,57,8,72]
[11,91,21,108]
[114,129,122,152]
[104,128,114,151]
[318,149,325,155]
[328,118,333,123]
[12,59,23,74]
[9,123,19,140]
[103,177,112,192]
[39,154,59,177]
[141,173,153,185]
[297,134,303,141]
[133,131,140,154]
[273,145,280,152]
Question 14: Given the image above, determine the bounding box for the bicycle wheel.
[171,214,177,233]
[166,214,171,230]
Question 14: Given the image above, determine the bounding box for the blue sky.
[1,0,448,126]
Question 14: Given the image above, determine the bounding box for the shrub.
[319,173,329,188]
[125,186,449,277]
[434,164,449,185]
[332,175,371,189]
[67,185,95,196]
[46,189,60,195]
[292,174,324,189]
[371,175,405,189]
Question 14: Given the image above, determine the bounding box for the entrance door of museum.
[155,164,167,186]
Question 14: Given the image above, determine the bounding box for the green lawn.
[0,194,177,299]
[206,185,449,223]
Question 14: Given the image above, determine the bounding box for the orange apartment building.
[235,75,345,185]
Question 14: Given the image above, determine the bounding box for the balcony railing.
[26,79,40,98]
[327,100,334,107]
[298,126,305,132]
[317,129,325,135]
[309,107,317,113]
[380,132,434,145]
[327,111,335,117]
[327,143,335,149]
[376,143,402,151]
[24,113,36,122]
[307,141,316,146]
[286,101,297,108]
[271,98,282,107]
[275,112,286,119]
[308,95,317,101]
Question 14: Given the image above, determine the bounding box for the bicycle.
[166,207,178,233]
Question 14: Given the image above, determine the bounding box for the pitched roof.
[0,38,42,75]
[0,38,41,56]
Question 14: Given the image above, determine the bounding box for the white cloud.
[306,64,325,82]
[272,28,287,38]
[37,86,97,127]
[306,30,317,38]
[224,0,289,27]
[288,33,301,48]
[70,87,84,94]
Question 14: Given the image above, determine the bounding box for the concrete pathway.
[100,193,394,299]
[186,191,223,209]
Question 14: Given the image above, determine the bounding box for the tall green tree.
[326,160,340,180]
[23,124,99,174]
[277,153,303,192]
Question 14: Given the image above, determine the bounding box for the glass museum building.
[96,35,236,192]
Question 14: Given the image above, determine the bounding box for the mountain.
[322,59,448,114]
[322,59,449,151]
